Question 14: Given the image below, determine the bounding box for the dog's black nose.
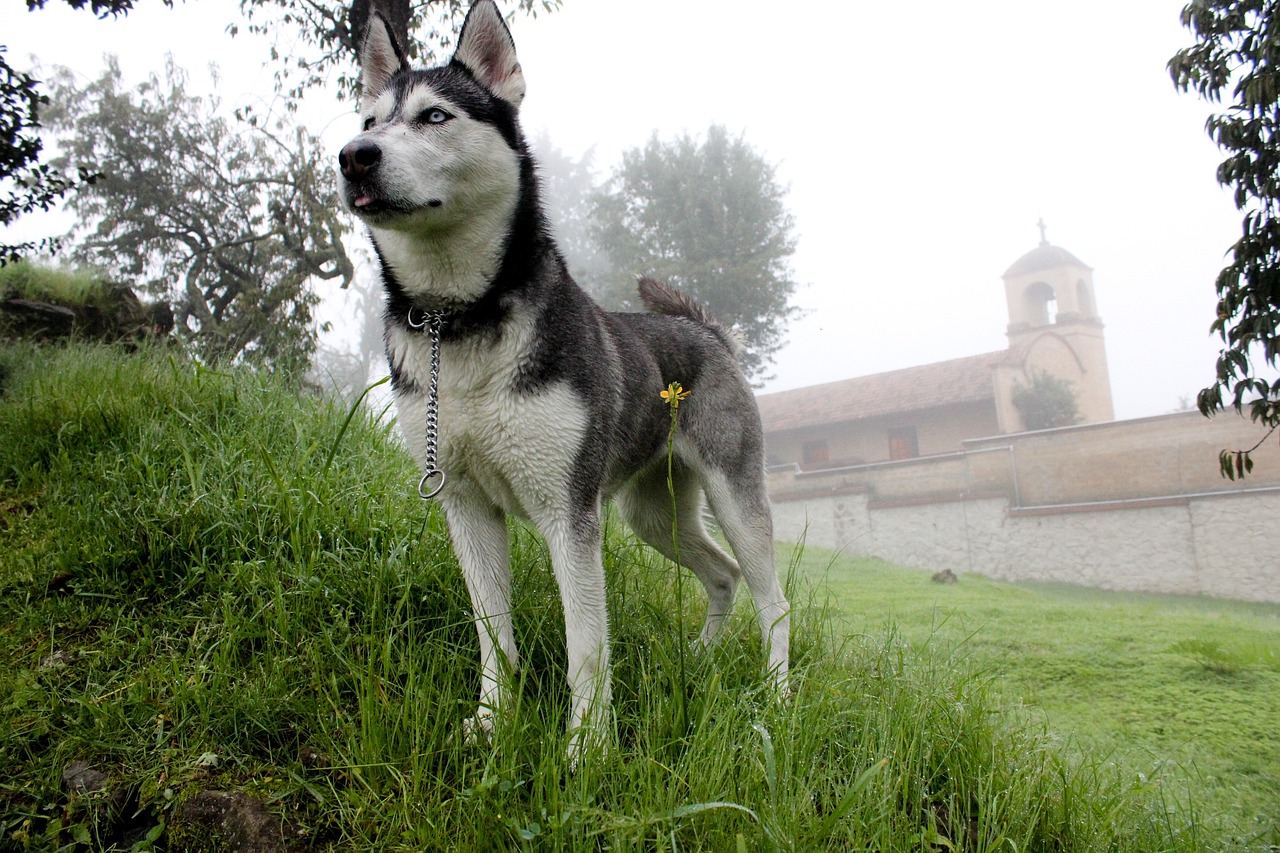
[339,140,381,179]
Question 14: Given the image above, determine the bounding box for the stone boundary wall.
[768,412,1280,603]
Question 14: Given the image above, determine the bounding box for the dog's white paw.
[564,726,610,773]
[461,711,495,745]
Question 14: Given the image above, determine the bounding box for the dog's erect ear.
[359,12,410,111]
[453,0,526,106]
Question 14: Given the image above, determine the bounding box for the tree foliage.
[236,0,561,104]
[1,48,79,264]
[1012,371,1082,431]
[22,0,160,13]
[590,125,800,382]
[44,57,352,369]
[1170,0,1280,477]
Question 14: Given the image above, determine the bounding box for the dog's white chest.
[388,322,587,519]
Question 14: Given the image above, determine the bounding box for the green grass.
[0,341,1227,851]
[796,549,1280,847]
[0,262,107,309]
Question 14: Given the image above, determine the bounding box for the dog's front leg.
[441,484,515,742]
[535,508,611,764]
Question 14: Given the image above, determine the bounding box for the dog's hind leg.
[529,503,612,764]
[441,483,516,742]
[699,468,791,693]
[616,462,742,648]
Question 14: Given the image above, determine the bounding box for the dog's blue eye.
[421,108,451,125]
[363,116,375,131]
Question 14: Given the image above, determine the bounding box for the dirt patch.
[173,790,307,852]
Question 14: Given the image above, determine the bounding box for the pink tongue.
[355,195,373,207]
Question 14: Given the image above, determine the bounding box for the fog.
[5,0,1240,419]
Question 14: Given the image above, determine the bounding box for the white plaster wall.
[998,506,1199,594]
[772,498,843,554]
[1187,492,1280,603]
[864,499,1006,577]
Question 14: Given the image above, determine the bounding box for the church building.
[757,227,1115,470]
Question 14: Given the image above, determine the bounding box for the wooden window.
[888,427,918,461]
[801,439,830,468]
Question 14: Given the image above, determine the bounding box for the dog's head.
[337,0,526,236]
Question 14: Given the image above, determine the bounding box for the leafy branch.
[1170,0,1280,476]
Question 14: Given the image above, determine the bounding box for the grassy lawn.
[790,546,1280,844]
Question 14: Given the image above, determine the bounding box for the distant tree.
[44,57,352,370]
[310,246,386,401]
[1169,0,1280,478]
[533,134,612,295]
[590,125,800,381]
[1012,371,1082,431]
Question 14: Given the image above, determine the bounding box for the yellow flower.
[661,382,691,408]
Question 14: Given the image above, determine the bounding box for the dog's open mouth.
[349,189,442,220]
[350,189,389,214]
[348,188,404,219]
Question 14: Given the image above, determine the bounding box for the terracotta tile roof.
[756,350,1010,433]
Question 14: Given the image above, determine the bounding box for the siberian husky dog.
[337,0,789,760]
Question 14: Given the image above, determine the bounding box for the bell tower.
[996,222,1115,429]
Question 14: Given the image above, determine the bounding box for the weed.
[1168,639,1243,675]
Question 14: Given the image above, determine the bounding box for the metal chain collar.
[407,307,446,499]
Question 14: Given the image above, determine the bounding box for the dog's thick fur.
[337,0,789,759]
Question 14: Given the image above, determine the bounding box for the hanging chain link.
[407,307,446,499]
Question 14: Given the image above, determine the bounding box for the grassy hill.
[0,342,1225,851]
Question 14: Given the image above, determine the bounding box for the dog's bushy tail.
[636,277,744,359]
